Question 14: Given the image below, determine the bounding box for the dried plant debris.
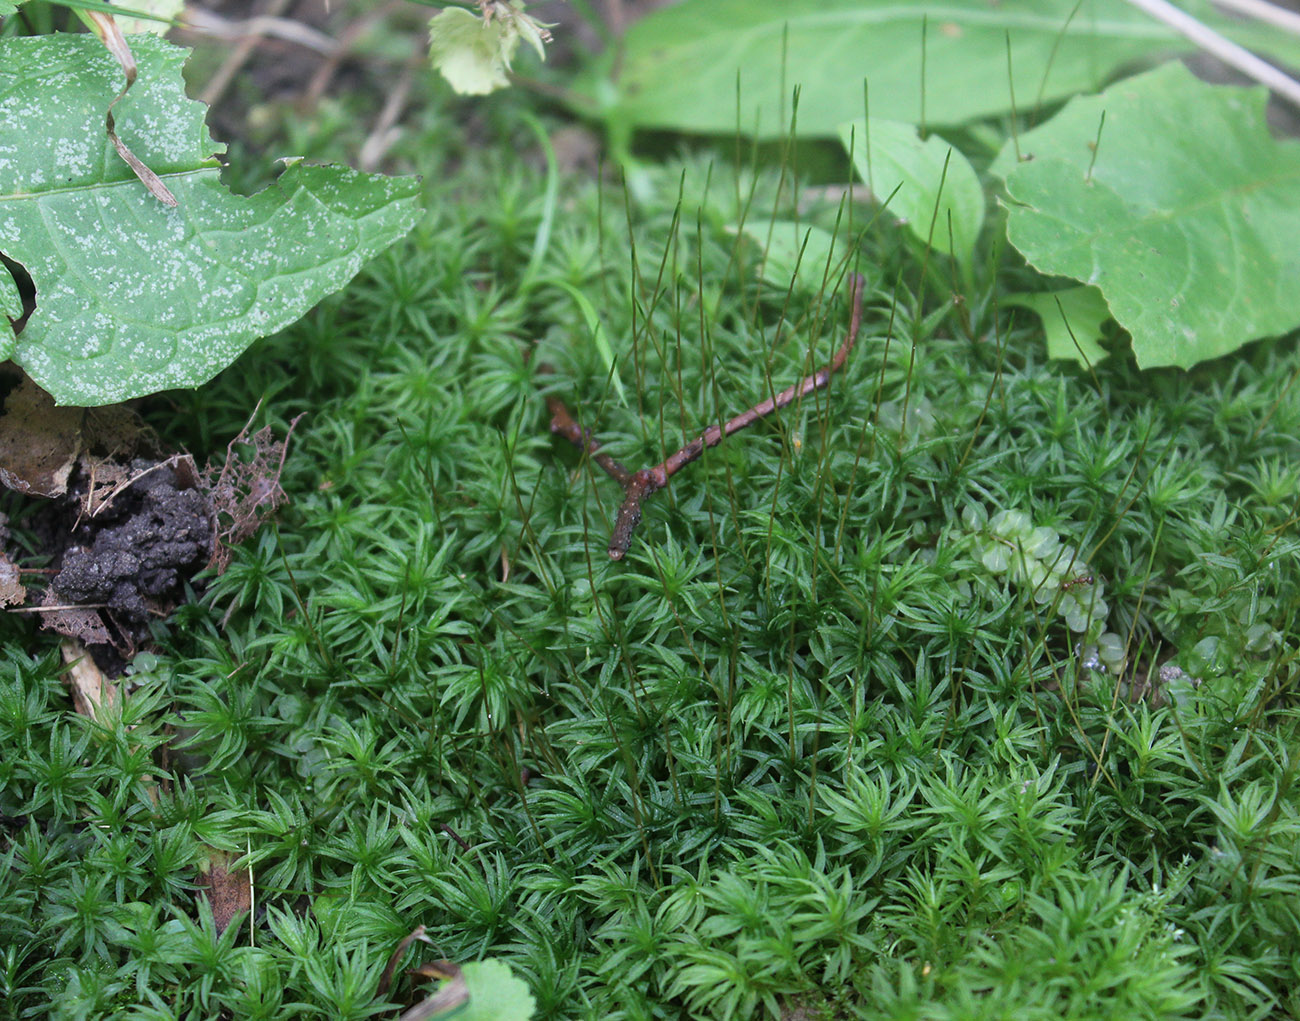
[0,374,157,499]
[0,513,25,608]
[0,376,83,497]
[197,848,252,935]
[40,457,211,652]
[204,404,303,573]
[2,404,302,669]
[0,553,23,608]
[59,638,117,720]
[38,590,113,647]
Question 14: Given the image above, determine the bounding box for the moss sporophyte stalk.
[546,274,865,560]
[6,3,1300,1013]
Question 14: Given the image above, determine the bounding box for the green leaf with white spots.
[993,64,1300,369]
[0,33,421,406]
[1,264,20,324]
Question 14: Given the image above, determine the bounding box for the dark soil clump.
[53,460,212,631]
[11,457,216,669]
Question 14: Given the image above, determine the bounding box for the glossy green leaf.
[839,119,983,270]
[0,34,421,405]
[994,64,1300,369]
[1004,286,1112,365]
[575,0,1300,140]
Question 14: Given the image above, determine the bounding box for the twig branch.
[1212,0,1300,37]
[182,6,342,55]
[545,396,633,486]
[1122,0,1300,109]
[548,273,866,560]
[200,0,294,107]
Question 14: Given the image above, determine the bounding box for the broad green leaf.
[839,119,983,271]
[993,63,1300,369]
[110,0,182,34]
[0,34,420,406]
[1004,286,1112,365]
[458,960,536,1021]
[1,265,20,329]
[731,220,847,295]
[575,0,1300,139]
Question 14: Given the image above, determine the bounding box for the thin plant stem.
[547,274,866,560]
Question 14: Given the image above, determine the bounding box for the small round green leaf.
[996,63,1300,369]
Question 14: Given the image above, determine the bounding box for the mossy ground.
[3,99,1300,1019]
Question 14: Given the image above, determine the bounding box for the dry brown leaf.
[197,848,252,934]
[398,962,469,1021]
[0,553,23,608]
[79,457,134,520]
[0,515,23,608]
[84,404,151,459]
[0,377,83,496]
[41,593,111,646]
[378,925,436,997]
[0,552,26,609]
[205,404,303,573]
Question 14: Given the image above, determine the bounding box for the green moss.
[3,99,1299,1020]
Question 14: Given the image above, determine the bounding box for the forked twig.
[548,273,866,560]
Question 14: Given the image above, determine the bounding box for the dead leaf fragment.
[205,404,303,573]
[60,638,117,718]
[0,378,83,496]
[399,961,469,1021]
[0,553,23,608]
[0,515,23,608]
[378,925,436,996]
[41,593,111,646]
[84,404,151,459]
[197,848,252,934]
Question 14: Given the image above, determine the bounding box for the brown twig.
[357,51,421,172]
[548,273,866,560]
[545,396,632,486]
[439,823,472,852]
[200,0,293,107]
[377,924,434,997]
